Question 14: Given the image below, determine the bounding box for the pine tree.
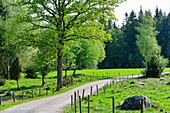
[0,57,6,86]
[10,54,22,90]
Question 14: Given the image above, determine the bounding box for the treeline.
[99,7,170,68]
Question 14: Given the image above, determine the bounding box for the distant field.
[46,68,144,78]
[1,68,170,92]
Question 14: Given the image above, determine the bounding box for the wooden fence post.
[71,95,73,109]
[74,91,76,113]
[96,85,99,96]
[52,88,54,94]
[13,91,15,102]
[88,95,90,113]
[110,82,112,87]
[112,97,115,113]
[90,86,92,95]
[77,90,79,101]
[22,91,24,100]
[104,86,106,94]
[112,80,114,85]
[39,89,41,96]
[86,78,87,81]
[82,89,85,101]
[132,74,133,78]
[141,98,144,113]
[46,89,48,95]
[32,90,34,98]
[79,96,82,113]
[0,96,1,105]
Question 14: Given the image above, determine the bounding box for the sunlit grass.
[64,74,170,113]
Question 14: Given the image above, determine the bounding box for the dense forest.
[99,7,170,68]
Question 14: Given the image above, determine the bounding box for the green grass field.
[64,74,170,113]
[1,68,145,92]
[0,68,170,111]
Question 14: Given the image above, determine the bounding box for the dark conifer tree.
[10,54,22,90]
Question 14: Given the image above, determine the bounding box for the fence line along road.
[1,72,169,113]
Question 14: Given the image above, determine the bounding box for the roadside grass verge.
[64,74,170,113]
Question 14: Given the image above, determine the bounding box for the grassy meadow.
[0,68,170,111]
[0,68,145,92]
[64,74,170,113]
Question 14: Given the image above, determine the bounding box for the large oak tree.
[16,0,125,90]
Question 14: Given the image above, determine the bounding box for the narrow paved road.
[0,72,169,113]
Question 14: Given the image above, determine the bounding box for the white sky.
[114,0,170,27]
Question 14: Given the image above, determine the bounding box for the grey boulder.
[160,78,165,81]
[121,95,152,110]
[166,82,170,85]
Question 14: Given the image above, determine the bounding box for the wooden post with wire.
[90,86,92,95]
[82,89,85,101]
[79,96,82,113]
[112,97,115,113]
[96,85,99,96]
[88,95,90,113]
[74,91,76,113]
[141,98,144,113]
[71,95,73,109]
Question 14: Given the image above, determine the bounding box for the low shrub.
[0,76,6,86]
[63,76,74,86]
[24,66,38,79]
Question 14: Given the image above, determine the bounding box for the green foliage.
[24,66,37,79]
[10,54,22,81]
[136,11,161,61]
[146,56,161,77]
[0,57,7,86]
[136,11,168,77]
[63,76,74,86]
[63,39,106,70]
[99,28,129,68]
[15,0,125,89]
[0,75,6,86]
[146,55,169,78]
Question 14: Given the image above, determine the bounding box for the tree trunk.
[17,80,20,91]
[72,69,76,76]
[65,69,67,77]
[42,74,45,86]
[57,49,63,91]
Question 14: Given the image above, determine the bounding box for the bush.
[63,76,74,86]
[24,66,37,79]
[146,55,168,78]
[0,76,6,86]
